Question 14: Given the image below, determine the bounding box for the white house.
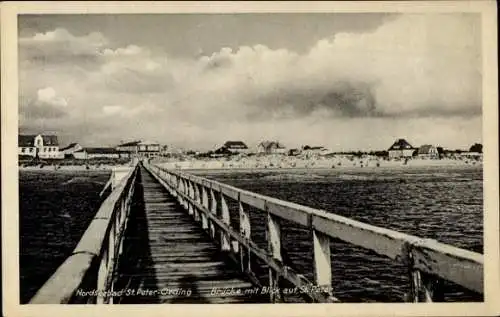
[256,141,287,154]
[115,140,161,158]
[137,141,161,158]
[18,134,63,159]
[417,144,439,159]
[388,139,416,158]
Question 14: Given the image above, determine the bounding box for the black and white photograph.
[2,1,499,316]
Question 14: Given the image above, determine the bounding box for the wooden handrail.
[30,162,139,304]
[144,162,483,302]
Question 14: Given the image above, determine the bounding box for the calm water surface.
[19,170,110,303]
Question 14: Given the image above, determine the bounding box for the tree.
[469,143,482,153]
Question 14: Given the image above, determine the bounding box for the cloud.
[20,87,69,120]
[37,87,68,107]
[102,105,123,115]
[18,14,482,149]
[186,14,481,122]
[19,28,108,65]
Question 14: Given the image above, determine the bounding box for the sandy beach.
[151,154,482,171]
[18,154,482,172]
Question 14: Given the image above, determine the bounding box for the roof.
[60,143,79,151]
[19,135,36,147]
[388,139,414,151]
[77,147,120,154]
[417,144,435,155]
[117,140,141,147]
[302,145,324,150]
[19,134,59,146]
[138,140,159,145]
[224,141,248,149]
[214,146,233,154]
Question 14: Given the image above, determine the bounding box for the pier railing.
[30,162,139,304]
[144,162,483,303]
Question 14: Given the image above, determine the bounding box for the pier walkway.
[115,167,263,303]
[29,160,483,304]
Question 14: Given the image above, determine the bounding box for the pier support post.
[179,179,185,208]
[201,186,209,230]
[408,268,444,302]
[313,229,332,297]
[187,181,194,217]
[403,242,445,302]
[182,180,188,210]
[239,197,251,273]
[96,248,108,304]
[267,212,283,303]
[220,194,231,251]
[209,188,217,239]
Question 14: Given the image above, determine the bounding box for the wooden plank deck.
[115,167,266,304]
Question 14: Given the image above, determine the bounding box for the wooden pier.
[29,160,483,304]
[115,168,264,303]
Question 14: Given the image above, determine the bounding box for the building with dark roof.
[222,141,249,154]
[417,144,439,159]
[115,140,161,158]
[116,141,141,153]
[388,138,416,158]
[18,134,63,159]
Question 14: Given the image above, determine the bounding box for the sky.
[18,13,482,151]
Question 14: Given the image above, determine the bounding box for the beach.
[151,154,482,171]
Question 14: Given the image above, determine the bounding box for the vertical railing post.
[404,242,444,302]
[419,273,444,302]
[96,248,108,304]
[312,228,332,300]
[193,182,200,222]
[183,180,189,210]
[178,179,184,208]
[267,210,283,303]
[201,186,209,230]
[238,195,251,273]
[107,218,116,305]
[187,180,194,217]
[209,188,217,239]
[220,194,231,251]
